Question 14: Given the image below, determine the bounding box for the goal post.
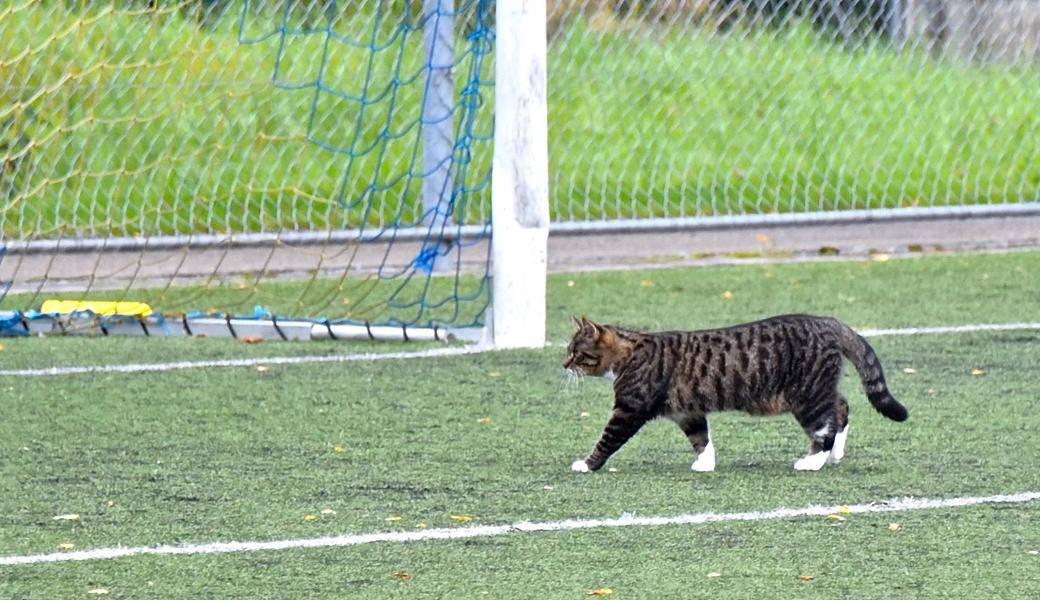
[491,0,550,349]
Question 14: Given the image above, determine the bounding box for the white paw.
[571,459,591,473]
[794,451,829,471]
[691,441,716,472]
[828,424,849,465]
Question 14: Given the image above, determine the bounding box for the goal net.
[1,0,497,342]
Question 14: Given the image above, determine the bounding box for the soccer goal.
[0,0,548,349]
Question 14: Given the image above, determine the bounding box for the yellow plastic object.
[40,300,153,317]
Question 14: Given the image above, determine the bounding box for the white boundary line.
[857,322,1040,337]
[1,321,1038,378]
[0,345,487,378]
[2,491,1038,566]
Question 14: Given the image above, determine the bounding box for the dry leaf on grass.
[385,515,403,522]
[320,509,336,516]
[640,279,654,288]
[58,543,75,550]
[888,523,902,532]
[836,506,851,514]
[87,589,110,595]
[303,514,318,522]
[971,368,985,376]
[706,572,722,578]
[333,445,346,453]
[392,570,412,580]
[825,514,847,522]
[52,514,80,522]
[256,365,269,373]
[477,417,492,425]
[450,514,474,523]
[240,335,263,344]
[902,368,916,374]
[799,575,815,582]
[586,588,613,596]
[721,290,734,300]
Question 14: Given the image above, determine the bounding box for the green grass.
[3,4,1039,237]
[2,252,1039,597]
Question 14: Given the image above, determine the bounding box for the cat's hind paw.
[690,441,716,472]
[793,451,829,471]
[571,459,591,473]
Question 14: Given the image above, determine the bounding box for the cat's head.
[563,317,624,378]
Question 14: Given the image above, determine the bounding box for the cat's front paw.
[570,459,591,473]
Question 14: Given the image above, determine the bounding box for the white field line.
[1,321,1038,378]
[858,322,1040,337]
[2,491,1038,567]
[0,345,487,378]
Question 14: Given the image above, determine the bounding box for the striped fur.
[564,315,908,472]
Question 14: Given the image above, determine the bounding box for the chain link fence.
[546,0,1040,228]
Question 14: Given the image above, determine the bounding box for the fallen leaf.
[871,253,891,262]
[392,570,412,580]
[971,368,985,376]
[106,500,115,508]
[586,588,613,597]
[52,514,80,522]
[87,589,109,595]
[543,485,554,491]
[415,522,427,529]
[825,514,846,522]
[888,523,901,532]
[608,467,619,473]
[799,575,815,582]
[567,280,575,287]
[755,233,770,242]
[58,543,75,550]
[907,243,924,252]
[333,445,346,453]
[836,506,851,514]
[320,509,336,516]
[579,412,590,418]
[640,279,654,288]
[488,372,502,378]
[818,246,840,255]
[385,515,403,522]
[450,514,474,522]
[477,417,492,425]
[902,368,916,374]
[721,290,734,300]
[303,514,318,522]
[707,572,722,578]
[241,335,263,344]
[256,365,269,372]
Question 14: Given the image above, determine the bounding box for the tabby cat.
[564,314,908,473]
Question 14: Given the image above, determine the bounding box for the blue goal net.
[0,0,495,340]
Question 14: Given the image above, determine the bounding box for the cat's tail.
[830,320,909,422]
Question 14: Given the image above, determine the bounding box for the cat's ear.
[571,316,584,331]
[598,325,616,348]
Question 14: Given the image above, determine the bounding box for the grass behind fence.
[2,4,1039,238]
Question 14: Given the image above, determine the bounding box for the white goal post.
[490,0,550,349]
